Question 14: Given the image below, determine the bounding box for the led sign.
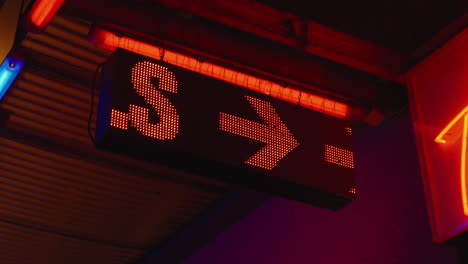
[408,28,468,242]
[96,49,355,209]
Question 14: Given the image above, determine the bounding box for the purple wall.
[182,116,460,263]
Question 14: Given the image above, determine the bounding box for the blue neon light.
[0,56,24,101]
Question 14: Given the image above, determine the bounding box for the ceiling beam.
[152,0,408,81]
[412,12,468,62]
[63,0,398,109]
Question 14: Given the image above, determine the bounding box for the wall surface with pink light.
[182,115,459,263]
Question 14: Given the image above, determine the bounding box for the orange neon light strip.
[90,29,350,119]
[462,114,468,215]
[26,0,64,31]
[434,106,468,215]
[434,106,468,143]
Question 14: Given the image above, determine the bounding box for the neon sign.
[408,28,468,242]
[434,106,468,216]
[96,49,355,209]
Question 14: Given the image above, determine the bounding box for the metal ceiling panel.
[0,220,143,264]
[0,11,230,264]
[0,135,222,248]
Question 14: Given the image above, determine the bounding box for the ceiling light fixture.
[89,28,351,119]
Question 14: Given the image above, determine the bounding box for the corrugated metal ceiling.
[0,11,231,264]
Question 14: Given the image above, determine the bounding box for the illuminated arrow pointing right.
[219,96,299,170]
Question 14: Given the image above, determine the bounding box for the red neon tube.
[434,106,468,216]
[89,28,350,119]
[24,0,64,32]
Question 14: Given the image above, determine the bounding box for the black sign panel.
[96,49,355,209]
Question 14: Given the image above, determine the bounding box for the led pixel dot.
[110,61,180,140]
[111,109,129,129]
[324,144,354,169]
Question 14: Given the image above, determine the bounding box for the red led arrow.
[220,96,299,170]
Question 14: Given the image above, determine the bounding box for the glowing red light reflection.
[90,28,350,119]
[25,0,64,32]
